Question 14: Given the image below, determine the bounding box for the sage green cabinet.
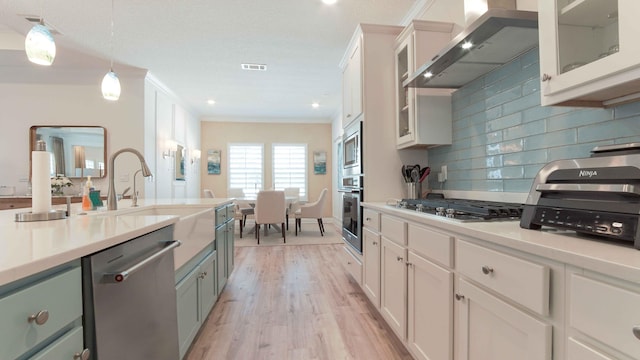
[176,250,217,359]
[216,204,235,294]
[0,262,86,360]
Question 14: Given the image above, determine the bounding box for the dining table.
[235,195,299,236]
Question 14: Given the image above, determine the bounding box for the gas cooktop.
[396,198,524,222]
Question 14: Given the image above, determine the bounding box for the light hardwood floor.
[185,244,413,360]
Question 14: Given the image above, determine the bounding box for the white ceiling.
[0,0,418,122]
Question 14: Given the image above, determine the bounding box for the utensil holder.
[406,182,421,199]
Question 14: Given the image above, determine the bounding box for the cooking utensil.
[418,167,430,183]
[411,166,420,182]
[401,165,410,182]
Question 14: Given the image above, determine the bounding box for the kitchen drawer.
[363,208,380,231]
[381,215,406,246]
[30,326,87,360]
[569,274,640,359]
[341,246,362,284]
[567,337,614,360]
[408,223,453,268]
[0,266,82,360]
[456,240,549,316]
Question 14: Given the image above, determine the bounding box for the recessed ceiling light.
[424,72,433,78]
[322,0,337,4]
[312,102,320,108]
[207,99,216,105]
[461,41,473,50]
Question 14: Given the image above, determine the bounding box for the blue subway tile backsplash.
[426,47,640,193]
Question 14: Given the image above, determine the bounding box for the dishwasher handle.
[103,240,181,283]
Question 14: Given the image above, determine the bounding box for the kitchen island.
[0,198,234,359]
[0,198,234,286]
[358,202,640,360]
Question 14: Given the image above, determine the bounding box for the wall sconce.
[162,140,176,159]
[191,149,201,164]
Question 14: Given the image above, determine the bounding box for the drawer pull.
[372,241,378,246]
[28,310,49,325]
[397,256,404,262]
[366,217,371,221]
[455,294,465,301]
[633,326,640,340]
[481,265,494,275]
[73,349,91,360]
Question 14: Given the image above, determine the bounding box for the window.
[273,144,307,200]
[228,144,263,197]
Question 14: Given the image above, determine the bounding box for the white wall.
[145,76,201,200]
[0,77,146,197]
[0,69,200,202]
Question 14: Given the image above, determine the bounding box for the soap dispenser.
[82,176,93,211]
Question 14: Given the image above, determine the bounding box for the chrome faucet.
[132,169,143,207]
[107,148,152,210]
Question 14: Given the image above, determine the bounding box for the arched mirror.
[30,126,107,179]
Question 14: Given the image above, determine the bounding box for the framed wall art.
[313,151,326,175]
[207,149,221,175]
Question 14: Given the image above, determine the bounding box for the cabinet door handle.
[396,256,404,262]
[455,294,465,301]
[366,217,371,221]
[481,265,494,275]
[633,325,640,340]
[541,73,552,82]
[372,241,378,246]
[73,349,91,360]
[406,262,413,268]
[28,309,49,325]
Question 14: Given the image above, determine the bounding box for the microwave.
[343,121,362,177]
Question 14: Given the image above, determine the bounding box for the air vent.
[23,15,61,35]
[241,63,267,71]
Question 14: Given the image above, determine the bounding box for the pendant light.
[25,2,56,66]
[102,0,121,101]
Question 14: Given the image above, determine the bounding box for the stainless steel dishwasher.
[82,225,181,360]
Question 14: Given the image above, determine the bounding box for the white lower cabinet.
[567,272,640,360]
[407,250,453,360]
[381,236,408,340]
[340,245,363,284]
[455,277,552,360]
[362,227,381,307]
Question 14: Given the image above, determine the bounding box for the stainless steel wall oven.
[341,176,363,253]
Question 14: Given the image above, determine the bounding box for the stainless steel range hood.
[404,9,538,89]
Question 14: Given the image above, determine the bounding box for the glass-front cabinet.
[394,21,454,149]
[539,0,640,107]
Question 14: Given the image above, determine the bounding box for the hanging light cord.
[109,0,114,71]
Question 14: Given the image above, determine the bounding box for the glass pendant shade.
[25,24,56,66]
[101,70,121,101]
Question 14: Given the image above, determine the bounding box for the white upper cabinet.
[342,37,363,127]
[539,0,640,107]
[395,20,453,149]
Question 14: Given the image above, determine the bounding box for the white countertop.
[364,202,640,284]
[0,198,234,287]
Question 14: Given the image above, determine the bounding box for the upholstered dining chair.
[203,189,214,198]
[283,187,300,230]
[228,188,253,238]
[254,190,286,244]
[295,188,328,236]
